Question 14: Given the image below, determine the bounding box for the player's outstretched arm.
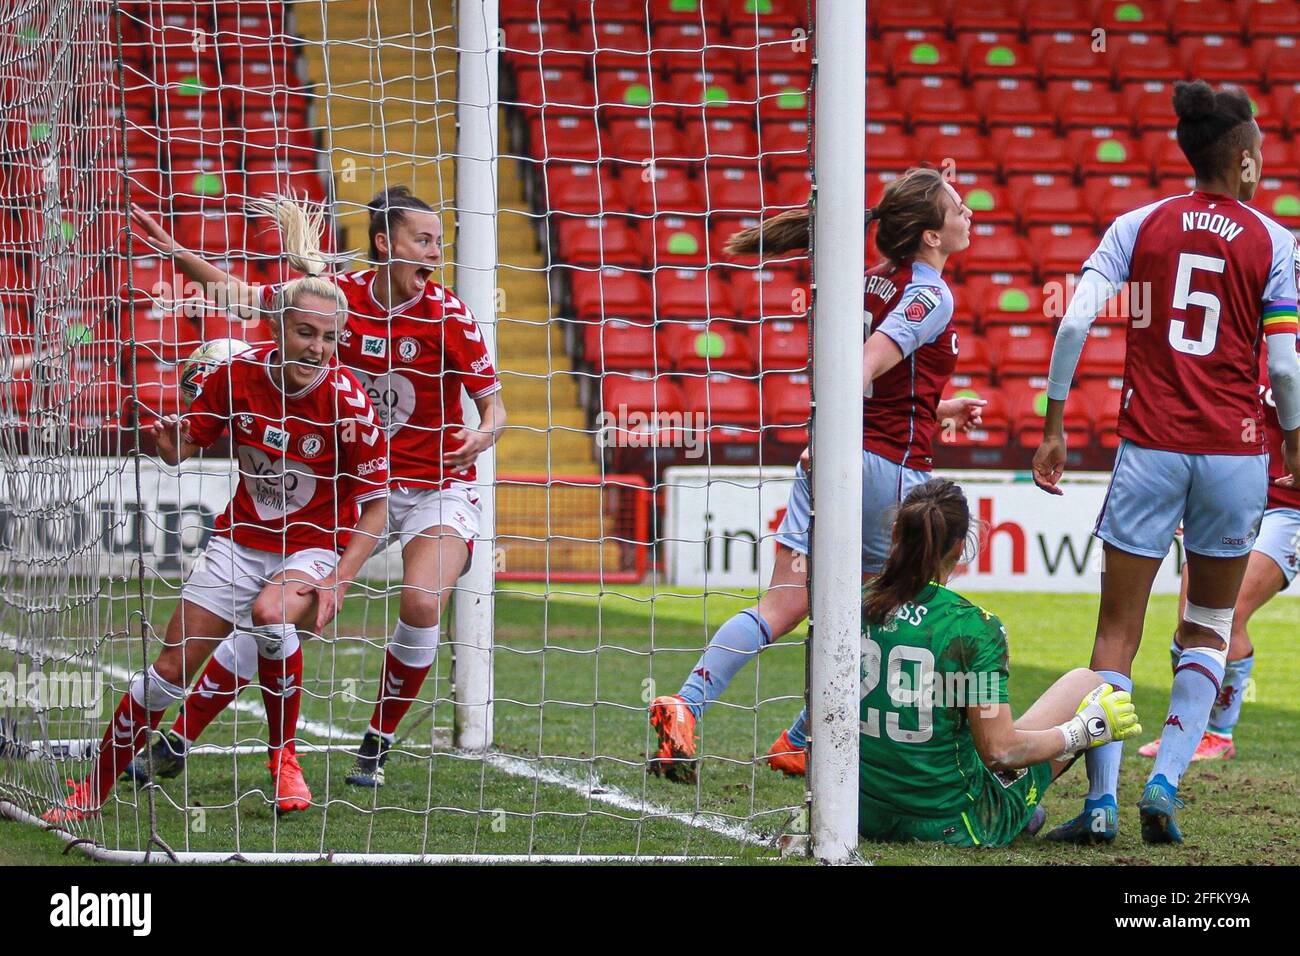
[129,203,260,320]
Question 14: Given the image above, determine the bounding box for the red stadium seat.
[898,78,978,127]
[751,319,809,375]
[1079,324,1127,378]
[950,335,995,391]
[569,267,654,322]
[1092,180,1163,227]
[704,167,766,215]
[167,164,241,211]
[542,163,620,216]
[646,0,727,26]
[991,128,1075,178]
[722,0,802,29]
[1052,84,1130,131]
[650,23,740,75]
[1024,0,1093,33]
[978,79,1055,128]
[1259,39,1300,85]
[872,1,948,32]
[618,165,702,215]
[760,118,813,173]
[950,0,1025,34]
[754,70,811,123]
[1249,183,1300,228]
[1144,129,1191,176]
[957,175,1016,225]
[961,35,1036,81]
[1108,35,1183,82]
[669,71,756,122]
[1246,0,1300,38]
[502,21,584,71]
[1124,81,1180,131]
[662,321,753,373]
[1031,227,1100,277]
[733,267,807,320]
[1014,179,1094,229]
[771,168,812,208]
[957,225,1033,276]
[1077,379,1123,448]
[653,267,737,320]
[1165,0,1243,37]
[1003,377,1090,448]
[1182,37,1256,84]
[916,129,998,176]
[605,117,685,162]
[979,280,1049,328]
[1097,0,1166,34]
[866,126,918,173]
[244,162,326,207]
[591,19,651,72]
[1032,34,1115,83]
[648,214,710,266]
[595,69,662,125]
[728,24,813,75]
[887,32,961,80]
[555,214,644,268]
[601,374,688,448]
[761,371,810,447]
[1069,130,1149,179]
[987,324,1056,378]
[531,114,603,162]
[511,64,592,113]
[172,209,251,256]
[680,116,759,164]
[584,319,659,373]
[680,372,762,429]
[940,383,1010,450]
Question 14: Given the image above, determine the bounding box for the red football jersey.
[863,259,959,470]
[1261,341,1300,511]
[260,271,501,488]
[186,344,389,554]
[334,270,500,489]
[1083,191,1300,455]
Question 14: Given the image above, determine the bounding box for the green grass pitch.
[2,584,1297,864]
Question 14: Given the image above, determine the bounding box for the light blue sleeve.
[874,279,954,358]
[1082,199,1169,286]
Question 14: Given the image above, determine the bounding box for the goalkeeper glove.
[1057,683,1141,755]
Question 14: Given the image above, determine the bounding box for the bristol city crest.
[299,433,324,459]
[398,337,420,363]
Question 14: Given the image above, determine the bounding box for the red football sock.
[172,656,247,744]
[258,645,303,751]
[371,650,433,738]
[90,691,164,806]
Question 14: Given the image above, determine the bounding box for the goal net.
[1,0,862,863]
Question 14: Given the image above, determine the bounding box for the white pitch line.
[3,631,775,853]
[484,753,771,848]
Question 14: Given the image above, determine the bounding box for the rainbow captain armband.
[1263,301,1299,337]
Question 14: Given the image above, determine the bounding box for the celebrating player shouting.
[1032,80,1300,844]
[45,226,389,821]
[124,188,505,789]
[649,167,985,782]
[856,479,1140,847]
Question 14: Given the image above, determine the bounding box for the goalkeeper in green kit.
[857,479,1142,847]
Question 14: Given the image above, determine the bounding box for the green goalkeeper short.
[858,761,1054,848]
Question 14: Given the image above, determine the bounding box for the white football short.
[181,534,339,629]
[385,483,482,550]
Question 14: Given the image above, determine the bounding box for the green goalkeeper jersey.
[858,582,1011,821]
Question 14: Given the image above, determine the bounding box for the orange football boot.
[42,778,100,824]
[648,695,698,783]
[268,744,312,814]
[764,730,806,777]
[1137,730,1236,762]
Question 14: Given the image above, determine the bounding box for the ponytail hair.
[724,167,949,264]
[246,192,348,321]
[367,185,435,261]
[862,478,971,625]
[1172,79,1256,182]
